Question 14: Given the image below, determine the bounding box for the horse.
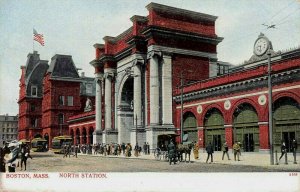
[177,143,193,163]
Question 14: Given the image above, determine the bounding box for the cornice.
[174,68,300,103]
[146,2,217,22]
[142,25,223,45]
[148,45,217,59]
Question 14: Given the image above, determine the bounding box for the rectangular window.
[59,96,65,106]
[86,83,93,94]
[31,118,37,127]
[67,96,74,106]
[31,86,38,97]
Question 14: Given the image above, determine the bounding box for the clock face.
[254,37,269,56]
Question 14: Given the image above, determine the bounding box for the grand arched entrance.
[182,112,198,143]
[274,97,300,152]
[204,108,224,151]
[233,103,259,152]
[117,77,133,144]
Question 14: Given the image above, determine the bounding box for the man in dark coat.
[168,140,176,165]
[279,142,286,161]
[222,142,230,160]
[205,142,214,163]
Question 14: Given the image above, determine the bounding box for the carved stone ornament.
[224,100,231,110]
[197,105,202,114]
[258,95,267,106]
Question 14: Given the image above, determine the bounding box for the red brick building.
[18,52,95,147]
[20,3,300,153]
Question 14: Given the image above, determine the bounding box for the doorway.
[213,135,221,151]
[282,132,295,152]
[244,133,254,152]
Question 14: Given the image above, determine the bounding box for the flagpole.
[33,27,35,52]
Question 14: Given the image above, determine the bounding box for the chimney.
[81,72,85,77]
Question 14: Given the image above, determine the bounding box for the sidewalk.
[78,150,300,171]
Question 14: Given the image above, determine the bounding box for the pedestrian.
[143,142,147,155]
[20,144,32,171]
[205,142,214,163]
[73,145,78,158]
[121,143,126,155]
[292,139,297,154]
[222,142,230,160]
[279,142,286,161]
[168,140,176,165]
[146,142,150,155]
[233,142,240,161]
[134,143,139,157]
[193,142,199,160]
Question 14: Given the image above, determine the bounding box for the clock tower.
[253,33,271,56]
[247,33,278,63]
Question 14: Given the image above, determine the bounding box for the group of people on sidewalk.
[0,142,32,172]
[205,141,242,163]
[67,142,151,158]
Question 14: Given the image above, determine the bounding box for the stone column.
[93,73,103,144]
[103,69,115,144]
[148,51,161,125]
[134,61,142,127]
[104,70,113,130]
[130,59,143,145]
[162,54,173,125]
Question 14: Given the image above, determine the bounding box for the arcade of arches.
[70,127,94,145]
[182,97,300,152]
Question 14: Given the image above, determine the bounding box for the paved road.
[20,151,300,172]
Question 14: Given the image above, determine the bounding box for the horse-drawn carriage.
[154,134,194,164]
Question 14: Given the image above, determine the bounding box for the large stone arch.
[273,96,300,153]
[200,103,224,126]
[117,73,134,144]
[273,91,300,105]
[182,111,198,143]
[232,102,259,152]
[203,107,225,151]
[229,98,262,123]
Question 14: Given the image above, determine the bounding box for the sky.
[0,0,299,115]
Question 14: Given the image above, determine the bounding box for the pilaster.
[147,51,161,125]
[161,54,173,125]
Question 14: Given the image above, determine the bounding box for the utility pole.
[136,114,138,145]
[180,71,184,144]
[267,52,274,165]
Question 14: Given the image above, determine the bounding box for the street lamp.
[267,52,274,165]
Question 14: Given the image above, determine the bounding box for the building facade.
[0,114,18,146]
[174,37,300,153]
[82,2,223,149]
[18,51,95,147]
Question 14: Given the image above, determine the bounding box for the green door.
[273,98,300,153]
[233,104,259,152]
[183,112,198,142]
[204,108,225,151]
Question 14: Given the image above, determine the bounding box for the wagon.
[154,133,180,163]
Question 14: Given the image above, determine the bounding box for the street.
[19,151,300,172]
